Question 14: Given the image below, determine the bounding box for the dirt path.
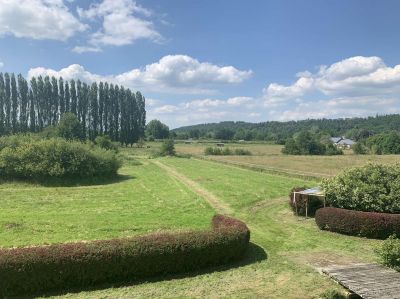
[152,160,233,215]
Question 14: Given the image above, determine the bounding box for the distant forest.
[172,115,400,143]
[0,72,146,145]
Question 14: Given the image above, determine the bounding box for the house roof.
[330,137,355,145]
[337,139,355,145]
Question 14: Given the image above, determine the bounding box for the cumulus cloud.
[148,96,260,128]
[264,56,400,104]
[75,0,161,52]
[72,46,102,54]
[28,55,252,94]
[0,0,87,41]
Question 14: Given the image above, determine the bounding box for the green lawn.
[39,155,380,298]
[0,158,214,248]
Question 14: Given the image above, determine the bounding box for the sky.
[1,0,400,128]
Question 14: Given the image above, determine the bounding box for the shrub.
[376,235,400,271]
[322,163,400,213]
[160,139,176,156]
[282,131,343,155]
[352,142,368,155]
[315,207,400,239]
[0,136,121,179]
[204,147,251,156]
[0,215,250,297]
[95,135,119,152]
[288,187,324,216]
[234,148,252,155]
[56,113,85,141]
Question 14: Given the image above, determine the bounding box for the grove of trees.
[0,72,146,145]
[145,119,169,139]
[172,115,400,143]
[282,131,343,155]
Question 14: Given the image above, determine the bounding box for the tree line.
[0,72,146,145]
[172,115,400,143]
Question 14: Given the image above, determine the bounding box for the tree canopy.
[0,72,146,145]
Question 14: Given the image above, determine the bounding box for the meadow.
[0,142,388,298]
[176,142,400,177]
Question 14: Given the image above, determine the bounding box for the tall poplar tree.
[11,74,18,132]
[70,79,77,117]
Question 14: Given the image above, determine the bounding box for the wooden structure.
[292,187,325,218]
[216,143,224,147]
[323,263,400,299]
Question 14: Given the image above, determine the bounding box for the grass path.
[152,160,233,215]
[47,156,380,298]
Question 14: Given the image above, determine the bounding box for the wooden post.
[305,196,308,219]
[293,192,298,216]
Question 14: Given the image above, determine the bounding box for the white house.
[330,136,355,149]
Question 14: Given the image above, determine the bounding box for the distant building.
[330,136,355,149]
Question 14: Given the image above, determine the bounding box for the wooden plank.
[323,263,400,299]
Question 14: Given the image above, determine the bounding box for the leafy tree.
[160,139,175,156]
[352,142,368,154]
[94,134,118,151]
[10,73,18,133]
[146,119,169,139]
[283,131,342,155]
[366,131,400,154]
[57,112,85,141]
[215,128,234,140]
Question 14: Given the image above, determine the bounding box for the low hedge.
[0,215,250,296]
[289,187,324,216]
[315,207,400,239]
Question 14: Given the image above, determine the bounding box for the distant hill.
[171,114,400,143]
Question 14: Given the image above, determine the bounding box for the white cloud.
[0,60,3,68]
[76,0,161,52]
[0,0,87,41]
[148,96,260,128]
[28,55,252,94]
[72,46,102,54]
[264,56,400,104]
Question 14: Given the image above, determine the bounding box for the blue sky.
[1,0,400,128]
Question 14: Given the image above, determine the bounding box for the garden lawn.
[45,156,380,298]
[0,159,214,248]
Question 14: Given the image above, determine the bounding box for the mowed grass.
[50,156,380,298]
[176,142,400,177]
[0,158,214,248]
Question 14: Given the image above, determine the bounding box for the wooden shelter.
[292,187,325,218]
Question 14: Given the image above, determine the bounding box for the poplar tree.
[65,81,70,113]
[51,76,58,124]
[17,74,28,131]
[4,73,11,131]
[59,77,65,117]
[70,79,77,117]
[11,74,18,132]
[0,73,5,134]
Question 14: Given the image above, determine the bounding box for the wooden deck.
[323,263,400,299]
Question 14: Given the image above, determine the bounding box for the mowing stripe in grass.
[152,160,233,215]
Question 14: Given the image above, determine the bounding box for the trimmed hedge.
[289,187,324,216]
[0,215,250,297]
[315,207,400,239]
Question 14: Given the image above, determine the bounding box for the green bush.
[376,235,400,271]
[0,215,250,297]
[282,131,343,155]
[234,148,252,155]
[322,163,400,213]
[0,136,121,179]
[94,135,119,152]
[204,147,251,156]
[160,139,176,156]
